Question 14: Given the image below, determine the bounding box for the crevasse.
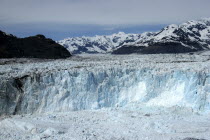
[1,67,210,115]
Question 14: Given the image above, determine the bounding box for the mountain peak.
[117,31,126,35]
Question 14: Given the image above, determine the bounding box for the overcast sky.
[1,0,210,40]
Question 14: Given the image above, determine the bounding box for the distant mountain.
[59,18,210,54]
[58,32,140,54]
[0,31,71,59]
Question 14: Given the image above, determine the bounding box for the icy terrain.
[0,108,210,140]
[0,53,210,140]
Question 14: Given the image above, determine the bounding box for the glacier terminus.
[0,53,210,140]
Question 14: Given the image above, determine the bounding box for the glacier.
[1,54,210,140]
[0,54,210,116]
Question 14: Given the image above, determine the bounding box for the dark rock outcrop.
[112,42,201,54]
[182,138,206,140]
[112,45,146,54]
[0,31,71,59]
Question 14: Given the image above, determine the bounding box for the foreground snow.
[0,107,210,140]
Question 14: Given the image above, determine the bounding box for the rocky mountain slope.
[0,31,71,59]
[113,18,210,54]
[59,18,210,54]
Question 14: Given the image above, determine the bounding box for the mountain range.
[58,18,210,54]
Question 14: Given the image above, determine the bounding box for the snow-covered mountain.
[58,32,140,54]
[59,18,210,54]
[113,18,210,54]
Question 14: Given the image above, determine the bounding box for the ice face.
[0,54,210,115]
[1,67,209,115]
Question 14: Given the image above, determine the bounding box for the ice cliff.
[0,54,210,115]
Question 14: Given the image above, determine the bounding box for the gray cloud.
[0,0,210,25]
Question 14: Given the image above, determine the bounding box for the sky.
[0,0,210,40]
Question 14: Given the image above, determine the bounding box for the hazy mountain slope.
[0,31,71,59]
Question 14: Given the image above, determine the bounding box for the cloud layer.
[1,0,210,25]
